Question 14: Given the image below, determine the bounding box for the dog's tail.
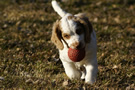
[52,0,67,17]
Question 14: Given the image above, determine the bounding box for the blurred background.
[0,0,135,89]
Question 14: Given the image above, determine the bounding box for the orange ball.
[68,48,85,62]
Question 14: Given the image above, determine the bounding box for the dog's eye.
[76,28,83,35]
[63,33,70,39]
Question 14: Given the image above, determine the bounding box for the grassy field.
[0,0,135,89]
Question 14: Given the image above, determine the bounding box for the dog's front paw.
[67,70,81,79]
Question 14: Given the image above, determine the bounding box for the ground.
[0,0,135,89]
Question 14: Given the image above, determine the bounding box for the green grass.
[0,0,135,89]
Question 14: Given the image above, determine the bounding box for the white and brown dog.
[51,0,98,84]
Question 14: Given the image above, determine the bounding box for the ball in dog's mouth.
[68,48,85,62]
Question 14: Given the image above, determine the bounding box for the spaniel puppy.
[51,0,98,84]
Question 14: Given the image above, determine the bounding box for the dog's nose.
[70,42,83,49]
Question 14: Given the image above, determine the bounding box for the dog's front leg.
[85,61,98,84]
[61,61,81,79]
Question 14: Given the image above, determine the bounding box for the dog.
[51,0,98,84]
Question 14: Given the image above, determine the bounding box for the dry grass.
[0,0,135,89]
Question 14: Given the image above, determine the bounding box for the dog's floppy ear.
[51,20,64,50]
[75,13,93,43]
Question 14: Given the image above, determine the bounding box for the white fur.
[52,0,67,17]
[51,0,98,84]
[60,14,86,49]
[59,27,98,84]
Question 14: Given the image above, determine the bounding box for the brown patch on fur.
[76,23,84,35]
[73,13,93,43]
[62,33,70,40]
[67,15,74,20]
[51,20,64,50]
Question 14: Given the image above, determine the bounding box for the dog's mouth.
[69,45,85,50]
[68,47,86,62]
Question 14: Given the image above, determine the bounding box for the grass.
[0,0,135,89]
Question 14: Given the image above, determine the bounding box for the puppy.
[51,0,98,84]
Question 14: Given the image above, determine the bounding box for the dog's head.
[51,13,93,50]
[51,1,93,50]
